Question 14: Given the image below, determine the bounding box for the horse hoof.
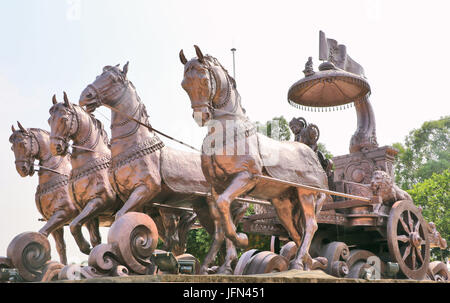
[289,260,304,271]
[207,266,220,274]
[79,242,92,255]
[199,266,209,275]
[217,265,233,275]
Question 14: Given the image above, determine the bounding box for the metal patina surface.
[78,63,247,274]
[180,45,330,271]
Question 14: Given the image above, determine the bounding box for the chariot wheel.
[243,251,289,275]
[234,249,260,275]
[387,200,430,280]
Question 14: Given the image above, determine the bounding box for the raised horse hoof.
[78,241,92,255]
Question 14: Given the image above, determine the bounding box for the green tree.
[255,116,291,141]
[393,116,449,189]
[317,142,333,160]
[407,169,449,260]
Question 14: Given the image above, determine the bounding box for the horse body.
[9,126,78,264]
[180,46,329,270]
[49,95,121,254]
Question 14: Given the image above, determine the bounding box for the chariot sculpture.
[1,31,447,282]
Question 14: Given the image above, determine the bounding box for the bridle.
[50,106,79,148]
[86,68,130,109]
[189,61,250,121]
[51,104,110,156]
[14,130,64,175]
[13,131,41,169]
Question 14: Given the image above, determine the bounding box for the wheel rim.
[387,200,430,280]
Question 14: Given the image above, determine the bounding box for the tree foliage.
[393,116,449,260]
[393,116,449,189]
[255,116,291,141]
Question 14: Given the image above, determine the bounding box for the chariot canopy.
[287,31,371,112]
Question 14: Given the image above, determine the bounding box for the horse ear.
[52,94,57,105]
[11,125,16,133]
[63,91,73,110]
[179,50,187,65]
[17,121,27,133]
[194,45,204,63]
[123,61,129,76]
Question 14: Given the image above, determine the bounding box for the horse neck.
[70,106,110,168]
[107,83,156,152]
[72,106,108,152]
[32,130,70,183]
[212,84,246,123]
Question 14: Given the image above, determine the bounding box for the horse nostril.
[21,166,27,173]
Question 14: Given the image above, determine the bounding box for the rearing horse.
[180,46,330,270]
[49,93,121,254]
[78,63,247,273]
[9,124,77,264]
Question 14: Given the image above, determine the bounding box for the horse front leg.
[217,201,248,274]
[51,228,67,265]
[195,192,225,275]
[85,218,101,247]
[291,189,318,270]
[39,207,76,237]
[115,184,159,220]
[70,197,107,255]
[215,171,256,249]
[271,196,302,248]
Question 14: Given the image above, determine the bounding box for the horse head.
[180,45,236,126]
[9,122,38,177]
[79,62,129,113]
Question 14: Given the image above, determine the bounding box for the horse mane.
[74,104,110,147]
[204,55,237,89]
[9,128,49,143]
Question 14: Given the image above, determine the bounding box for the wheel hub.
[409,232,422,248]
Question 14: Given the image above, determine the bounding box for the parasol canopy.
[287,63,371,111]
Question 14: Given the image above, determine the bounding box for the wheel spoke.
[414,219,421,233]
[397,235,409,243]
[415,246,424,264]
[402,244,411,261]
[399,215,410,233]
[407,211,414,232]
[411,247,416,270]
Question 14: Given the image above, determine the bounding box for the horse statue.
[180,46,330,270]
[48,93,121,254]
[78,63,247,273]
[49,93,197,256]
[9,123,95,264]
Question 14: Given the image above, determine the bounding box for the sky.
[0,0,449,264]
